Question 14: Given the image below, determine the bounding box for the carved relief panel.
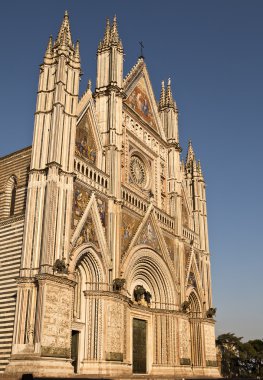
[106,301,125,361]
[41,282,73,358]
[204,323,217,364]
[178,318,191,363]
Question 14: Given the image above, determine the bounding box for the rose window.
[130,156,147,187]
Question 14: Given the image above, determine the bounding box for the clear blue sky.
[0,1,262,341]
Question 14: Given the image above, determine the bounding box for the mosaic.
[136,220,160,252]
[125,78,157,130]
[188,271,197,288]
[75,215,99,248]
[75,112,97,163]
[97,197,107,228]
[72,184,90,227]
[164,234,174,260]
[121,212,140,253]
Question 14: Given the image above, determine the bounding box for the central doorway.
[133,318,147,374]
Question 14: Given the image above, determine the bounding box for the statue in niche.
[206,307,217,318]
[133,285,151,307]
[113,278,126,291]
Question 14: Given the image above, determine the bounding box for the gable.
[124,64,166,139]
[125,76,157,131]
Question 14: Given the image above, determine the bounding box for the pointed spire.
[74,40,80,62]
[55,10,73,48]
[44,35,53,58]
[165,78,176,109]
[197,160,203,177]
[102,18,111,48]
[186,140,196,164]
[110,15,120,44]
[159,81,166,111]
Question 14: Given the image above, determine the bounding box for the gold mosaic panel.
[125,78,157,130]
[75,112,97,163]
[121,212,140,253]
[136,220,160,252]
[72,183,90,227]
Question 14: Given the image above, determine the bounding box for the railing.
[74,158,109,194]
[121,186,148,216]
[154,208,175,233]
[183,226,199,248]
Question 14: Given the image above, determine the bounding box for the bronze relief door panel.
[133,318,147,373]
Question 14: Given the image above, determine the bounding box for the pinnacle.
[55,10,73,48]
[186,140,196,164]
[98,16,122,51]
[165,78,176,109]
[159,80,166,110]
[44,35,53,58]
[74,40,80,62]
[110,14,120,44]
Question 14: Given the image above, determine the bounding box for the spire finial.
[159,80,166,111]
[74,40,80,62]
[101,17,111,48]
[87,79,92,90]
[44,35,53,58]
[55,10,73,48]
[186,139,196,164]
[110,15,120,44]
[165,77,176,109]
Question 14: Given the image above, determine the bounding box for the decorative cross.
[139,41,144,58]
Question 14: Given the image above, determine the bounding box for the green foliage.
[216,333,263,378]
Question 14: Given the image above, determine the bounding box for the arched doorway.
[122,247,177,374]
[70,245,106,373]
[188,291,204,367]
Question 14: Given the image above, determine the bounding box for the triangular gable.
[185,252,203,297]
[70,193,110,267]
[122,204,175,277]
[75,99,103,167]
[124,63,166,139]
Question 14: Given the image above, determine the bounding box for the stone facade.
[0,12,220,377]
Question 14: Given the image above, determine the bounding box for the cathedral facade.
[0,13,219,377]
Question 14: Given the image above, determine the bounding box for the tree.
[216,333,263,378]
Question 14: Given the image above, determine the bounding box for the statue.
[206,307,217,318]
[134,285,152,307]
[144,291,152,305]
[113,278,126,291]
[53,258,68,274]
[181,300,190,313]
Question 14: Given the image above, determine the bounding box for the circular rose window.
[130,156,147,187]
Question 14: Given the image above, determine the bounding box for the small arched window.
[4,176,17,218]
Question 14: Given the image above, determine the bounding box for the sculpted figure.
[113,278,126,291]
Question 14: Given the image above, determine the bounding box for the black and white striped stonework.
[0,217,24,372]
[0,147,31,372]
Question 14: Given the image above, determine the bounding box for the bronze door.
[71,330,79,373]
[133,318,147,373]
